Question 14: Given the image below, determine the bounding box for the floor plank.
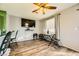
[10,40,79,56]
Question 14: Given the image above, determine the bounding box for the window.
[45,17,55,34]
[0,10,6,36]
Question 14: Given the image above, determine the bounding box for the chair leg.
[15,42,18,47]
[9,43,15,51]
[48,41,52,46]
[12,42,18,49]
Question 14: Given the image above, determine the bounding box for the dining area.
[0,29,61,56]
[0,30,18,56]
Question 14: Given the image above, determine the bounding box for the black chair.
[0,31,12,56]
[33,33,38,40]
[9,30,18,50]
[10,30,18,43]
[48,34,60,48]
[39,34,44,40]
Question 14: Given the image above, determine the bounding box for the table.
[39,34,52,41]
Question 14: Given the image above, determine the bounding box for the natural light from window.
[45,17,55,35]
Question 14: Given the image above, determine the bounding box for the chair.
[9,30,18,50]
[39,34,44,40]
[33,33,38,40]
[10,30,18,43]
[0,31,12,56]
[48,34,60,48]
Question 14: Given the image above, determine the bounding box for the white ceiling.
[0,3,76,20]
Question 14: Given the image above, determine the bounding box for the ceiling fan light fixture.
[32,3,57,14]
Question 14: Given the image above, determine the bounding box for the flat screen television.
[21,18,35,27]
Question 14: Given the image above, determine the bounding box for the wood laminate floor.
[10,40,79,56]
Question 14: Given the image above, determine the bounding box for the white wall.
[35,20,43,34]
[40,20,46,34]
[60,4,79,51]
[7,15,44,33]
[6,15,44,42]
[8,15,21,31]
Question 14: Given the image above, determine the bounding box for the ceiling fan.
[32,3,57,14]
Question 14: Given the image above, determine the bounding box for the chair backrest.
[39,34,44,39]
[12,30,18,39]
[51,34,60,41]
[52,34,56,38]
[0,31,12,56]
[14,30,18,39]
[33,33,37,37]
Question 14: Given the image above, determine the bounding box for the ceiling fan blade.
[40,3,48,6]
[42,8,45,14]
[45,6,56,9]
[33,3,41,6]
[32,9,38,13]
[32,9,39,12]
[33,3,48,7]
[32,7,41,13]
